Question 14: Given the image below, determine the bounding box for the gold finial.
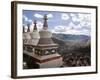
[33,20,37,30]
[27,24,30,32]
[23,26,25,33]
[43,14,48,30]
[44,14,48,20]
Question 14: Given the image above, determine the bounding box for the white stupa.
[38,15,54,45]
[23,15,63,68]
[33,15,63,68]
[23,24,31,44]
[30,20,40,45]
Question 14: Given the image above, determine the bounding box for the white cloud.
[34,13,43,18]
[47,14,53,18]
[68,22,83,30]
[67,28,89,35]
[23,15,32,24]
[65,28,90,36]
[78,13,91,23]
[68,22,75,28]
[77,14,91,32]
[52,22,90,36]
[70,13,91,24]
[70,13,75,17]
[73,16,79,22]
[70,13,80,22]
[79,15,91,29]
[52,25,66,33]
[51,13,91,36]
[78,14,84,21]
[28,19,32,23]
[34,13,53,19]
[23,15,28,21]
[61,13,69,20]
[36,21,43,31]
[70,13,91,32]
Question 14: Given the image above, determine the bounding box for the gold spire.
[23,26,25,33]
[43,14,48,30]
[27,24,30,32]
[33,20,37,30]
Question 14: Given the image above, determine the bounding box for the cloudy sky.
[23,10,91,36]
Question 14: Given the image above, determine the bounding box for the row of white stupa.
[23,15,52,46]
[23,15,63,68]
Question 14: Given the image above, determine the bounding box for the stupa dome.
[30,30,40,45]
[39,30,52,38]
[30,20,40,39]
[29,20,40,45]
[30,30,40,39]
[23,32,31,40]
[37,15,54,45]
[39,14,52,38]
[23,24,31,40]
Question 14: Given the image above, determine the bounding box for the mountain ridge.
[52,33,90,42]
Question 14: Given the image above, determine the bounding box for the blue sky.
[23,10,91,36]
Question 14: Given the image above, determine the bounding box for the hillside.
[52,33,91,54]
[52,33,91,67]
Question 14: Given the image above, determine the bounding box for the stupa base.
[32,53,63,68]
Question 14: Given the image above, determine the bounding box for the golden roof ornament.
[27,24,30,32]
[33,20,37,30]
[43,14,48,30]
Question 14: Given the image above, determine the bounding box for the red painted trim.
[32,56,62,63]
